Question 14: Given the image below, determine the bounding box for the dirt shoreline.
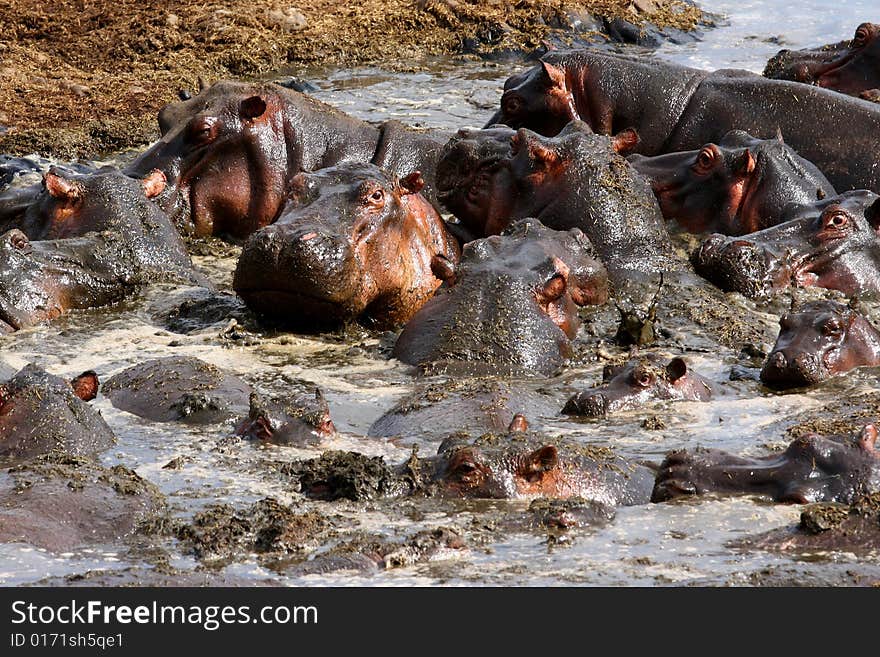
[0,0,703,158]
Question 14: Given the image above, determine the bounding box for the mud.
[0,0,702,157]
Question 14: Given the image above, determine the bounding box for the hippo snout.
[760,350,823,388]
[562,391,609,418]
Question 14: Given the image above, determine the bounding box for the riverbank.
[0,0,702,158]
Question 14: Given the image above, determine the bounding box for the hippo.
[11,167,169,240]
[0,453,165,552]
[233,163,459,330]
[486,50,880,192]
[436,121,679,281]
[127,79,445,238]
[760,300,880,389]
[296,417,655,505]
[234,389,337,447]
[691,191,880,300]
[392,219,608,377]
[628,130,836,235]
[652,424,880,505]
[102,356,252,424]
[764,23,880,100]
[0,364,114,464]
[562,354,714,418]
[0,169,207,330]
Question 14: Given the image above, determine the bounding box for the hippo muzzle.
[692,233,793,299]
[760,350,825,388]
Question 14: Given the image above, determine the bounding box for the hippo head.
[562,355,713,418]
[630,130,835,235]
[0,364,112,463]
[20,168,168,240]
[769,23,880,97]
[437,121,638,239]
[131,79,293,237]
[484,60,581,137]
[233,163,459,330]
[392,219,608,376]
[760,300,880,388]
[653,425,880,504]
[692,191,880,300]
[234,389,336,447]
[436,125,517,236]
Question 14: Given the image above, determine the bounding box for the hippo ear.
[44,171,82,202]
[197,76,208,93]
[537,272,567,304]
[240,95,267,120]
[399,171,425,196]
[865,198,880,232]
[666,358,688,382]
[430,254,457,284]
[507,414,529,433]
[541,61,567,89]
[140,169,167,198]
[611,128,641,155]
[775,127,785,143]
[526,135,560,167]
[520,445,559,478]
[858,424,878,451]
[70,370,99,402]
[314,388,325,403]
[738,149,756,175]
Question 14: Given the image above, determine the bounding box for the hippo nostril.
[7,230,30,252]
[769,351,787,370]
[300,232,318,241]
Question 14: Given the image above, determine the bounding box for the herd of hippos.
[2,24,880,555]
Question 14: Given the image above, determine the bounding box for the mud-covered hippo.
[0,453,164,552]
[233,163,459,330]
[0,170,207,330]
[760,300,880,389]
[628,130,836,235]
[436,121,679,281]
[562,354,713,417]
[692,191,880,300]
[393,219,608,377]
[9,167,169,240]
[486,50,880,192]
[764,23,880,100]
[295,418,655,505]
[234,389,336,447]
[0,364,114,464]
[103,356,251,423]
[652,424,880,504]
[128,79,445,238]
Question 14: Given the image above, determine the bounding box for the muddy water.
[2,0,880,586]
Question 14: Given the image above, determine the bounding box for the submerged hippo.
[760,300,880,389]
[0,364,114,464]
[653,425,880,504]
[628,130,835,235]
[234,389,337,447]
[562,355,713,418]
[8,167,168,240]
[128,79,445,238]
[436,121,678,280]
[764,23,880,100]
[393,219,608,377]
[0,169,207,330]
[103,356,252,423]
[233,163,459,330]
[692,191,880,300]
[297,418,655,505]
[486,50,880,192]
[0,453,165,552]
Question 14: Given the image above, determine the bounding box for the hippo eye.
[823,211,849,231]
[9,232,30,252]
[854,24,872,47]
[822,319,844,337]
[632,368,654,387]
[364,188,385,207]
[693,146,718,173]
[503,95,523,116]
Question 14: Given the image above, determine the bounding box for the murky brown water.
[2,0,880,586]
